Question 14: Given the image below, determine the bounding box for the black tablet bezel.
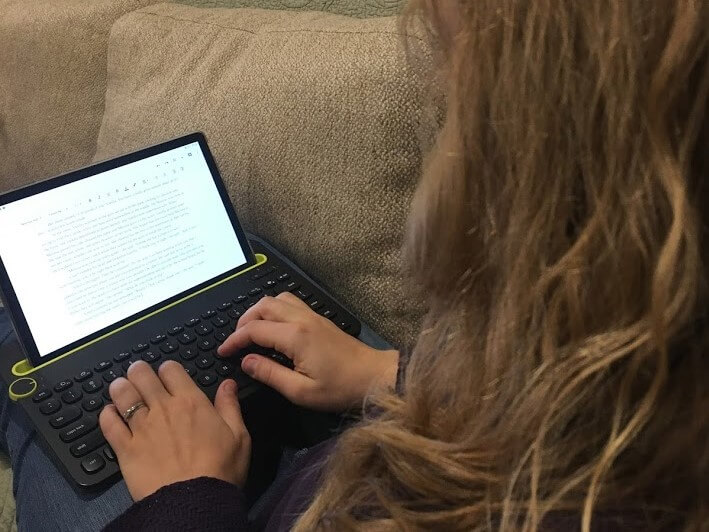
[0,132,256,367]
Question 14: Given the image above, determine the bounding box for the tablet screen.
[0,139,249,359]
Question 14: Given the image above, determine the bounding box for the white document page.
[0,142,247,357]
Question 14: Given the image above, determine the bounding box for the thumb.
[214,379,246,438]
[241,354,313,404]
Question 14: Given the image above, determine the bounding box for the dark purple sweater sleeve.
[103,477,248,532]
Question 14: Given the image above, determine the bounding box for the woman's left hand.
[99,360,251,501]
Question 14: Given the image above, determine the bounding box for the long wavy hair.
[295,1,709,530]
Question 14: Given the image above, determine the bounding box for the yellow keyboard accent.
[9,377,37,401]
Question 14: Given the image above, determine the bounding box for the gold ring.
[122,401,147,421]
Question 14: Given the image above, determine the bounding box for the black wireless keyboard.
[12,237,361,489]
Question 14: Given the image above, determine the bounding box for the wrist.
[379,349,400,391]
[357,347,399,398]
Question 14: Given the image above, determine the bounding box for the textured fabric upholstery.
[94,4,432,346]
[0,0,156,190]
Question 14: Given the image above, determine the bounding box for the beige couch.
[0,1,434,528]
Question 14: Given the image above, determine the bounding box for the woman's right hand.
[217,292,399,412]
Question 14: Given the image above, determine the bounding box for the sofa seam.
[131,10,426,45]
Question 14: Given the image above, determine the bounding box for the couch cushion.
[95,4,432,346]
[0,0,158,192]
[173,0,404,18]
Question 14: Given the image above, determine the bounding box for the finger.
[236,296,302,331]
[276,292,318,315]
[276,290,311,309]
[218,321,298,359]
[241,354,314,403]
[126,360,170,407]
[276,291,306,305]
[99,404,131,450]
[109,377,149,429]
[157,360,202,398]
[214,379,247,439]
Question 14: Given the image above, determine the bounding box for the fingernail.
[242,357,255,375]
[128,360,148,372]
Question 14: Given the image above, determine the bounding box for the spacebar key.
[60,417,97,443]
[234,370,255,390]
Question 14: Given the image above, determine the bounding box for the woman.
[3,0,707,530]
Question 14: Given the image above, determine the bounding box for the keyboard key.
[60,417,97,442]
[177,331,196,345]
[102,389,111,402]
[197,372,217,387]
[295,289,312,301]
[33,387,52,403]
[233,295,248,304]
[150,334,167,345]
[185,317,201,327]
[54,379,72,392]
[321,309,337,320]
[263,280,277,289]
[104,446,116,461]
[74,370,93,382]
[337,321,352,332]
[180,348,198,361]
[160,340,179,354]
[82,397,103,412]
[277,273,291,282]
[82,378,103,393]
[81,453,105,474]
[184,366,196,377]
[132,343,149,354]
[198,338,216,351]
[195,324,213,336]
[309,299,324,311]
[201,310,217,319]
[122,360,137,372]
[216,361,234,376]
[113,352,132,363]
[141,351,161,363]
[196,356,214,370]
[250,270,265,280]
[211,316,229,328]
[62,389,83,405]
[49,407,82,429]
[71,431,106,458]
[227,309,243,320]
[217,302,232,311]
[103,369,122,383]
[248,287,263,297]
[214,331,229,343]
[167,325,184,335]
[40,398,62,415]
[246,301,257,309]
[286,281,300,292]
[94,360,113,372]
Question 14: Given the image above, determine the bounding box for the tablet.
[0,133,255,366]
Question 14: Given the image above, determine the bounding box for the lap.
[0,309,133,532]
